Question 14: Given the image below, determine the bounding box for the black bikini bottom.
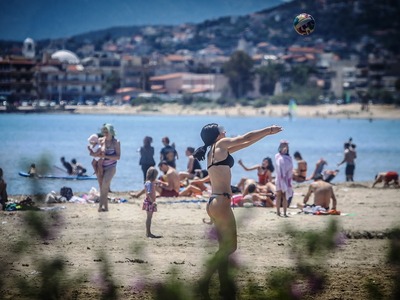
[208,193,231,205]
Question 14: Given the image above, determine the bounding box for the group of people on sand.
[125,123,355,298]
[133,136,208,199]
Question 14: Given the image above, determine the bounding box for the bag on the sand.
[60,186,73,200]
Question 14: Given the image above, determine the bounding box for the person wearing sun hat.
[275,139,293,217]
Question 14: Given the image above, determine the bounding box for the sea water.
[1,113,399,195]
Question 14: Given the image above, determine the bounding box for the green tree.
[103,71,120,95]
[257,63,285,96]
[223,51,254,99]
[290,64,315,86]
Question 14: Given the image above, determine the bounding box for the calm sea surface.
[1,113,399,195]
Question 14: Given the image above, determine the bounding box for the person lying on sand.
[372,171,399,188]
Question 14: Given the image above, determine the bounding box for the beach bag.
[60,186,73,200]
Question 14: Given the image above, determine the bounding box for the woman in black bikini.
[193,123,282,299]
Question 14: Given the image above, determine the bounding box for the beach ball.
[293,13,315,36]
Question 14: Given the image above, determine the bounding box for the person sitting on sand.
[179,146,202,181]
[372,171,399,188]
[292,151,307,183]
[298,174,337,211]
[179,175,211,197]
[242,183,275,207]
[156,161,180,197]
[238,157,274,185]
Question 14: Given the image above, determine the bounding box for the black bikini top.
[207,145,235,169]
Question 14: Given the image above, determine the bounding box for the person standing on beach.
[275,140,293,217]
[142,167,161,238]
[193,123,282,299]
[93,123,121,212]
[337,138,357,181]
[0,168,8,210]
[139,136,156,183]
[178,146,202,181]
[160,136,178,168]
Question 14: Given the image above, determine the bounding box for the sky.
[0,0,286,41]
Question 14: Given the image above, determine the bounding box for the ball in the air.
[293,13,315,36]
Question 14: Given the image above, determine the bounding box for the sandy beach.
[72,103,400,120]
[1,181,399,299]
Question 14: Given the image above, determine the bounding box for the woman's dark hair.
[263,157,275,173]
[143,136,153,147]
[293,151,302,160]
[193,123,220,161]
[247,183,256,193]
[186,147,195,154]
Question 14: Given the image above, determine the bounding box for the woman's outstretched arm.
[222,125,282,153]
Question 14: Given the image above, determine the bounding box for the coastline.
[71,103,400,120]
[1,103,399,120]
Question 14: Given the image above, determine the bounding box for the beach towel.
[302,205,341,215]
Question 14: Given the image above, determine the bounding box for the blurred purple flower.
[130,277,147,293]
[229,252,241,268]
[307,273,325,293]
[290,282,303,299]
[207,227,218,241]
[91,272,112,293]
[334,232,347,248]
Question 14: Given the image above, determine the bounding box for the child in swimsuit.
[142,167,161,238]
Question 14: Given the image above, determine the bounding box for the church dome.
[51,50,80,64]
[22,37,35,59]
[24,37,34,44]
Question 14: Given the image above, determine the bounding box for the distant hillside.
[1,0,399,57]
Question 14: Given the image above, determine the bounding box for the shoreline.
[2,103,399,120]
[72,103,400,120]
